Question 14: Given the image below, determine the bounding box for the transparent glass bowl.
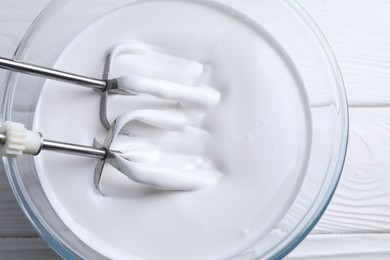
[1,0,348,259]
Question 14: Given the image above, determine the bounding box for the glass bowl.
[1,0,348,259]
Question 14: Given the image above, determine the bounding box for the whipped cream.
[107,106,221,191]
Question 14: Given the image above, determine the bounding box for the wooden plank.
[0,237,59,260]
[312,107,390,234]
[0,165,36,236]
[288,234,390,259]
[297,0,390,106]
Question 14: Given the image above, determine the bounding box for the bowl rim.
[271,0,349,258]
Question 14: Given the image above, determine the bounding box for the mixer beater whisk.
[0,42,221,194]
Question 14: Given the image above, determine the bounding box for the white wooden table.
[1,0,390,259]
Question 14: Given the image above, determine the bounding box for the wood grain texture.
[294,1,390,257]
[293,0,390,257]
[297,0,390,106]
[0,238,59,260]
[312,108,390,234]
[289,234,390,259]
[0,164,36,236]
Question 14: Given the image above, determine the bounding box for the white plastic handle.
[0,121,42,157]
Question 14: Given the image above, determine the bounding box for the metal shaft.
[42,139,107,159]
[0,57,107,91]
[0,132,106,159]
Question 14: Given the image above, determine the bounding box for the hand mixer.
[0,43,221,194]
